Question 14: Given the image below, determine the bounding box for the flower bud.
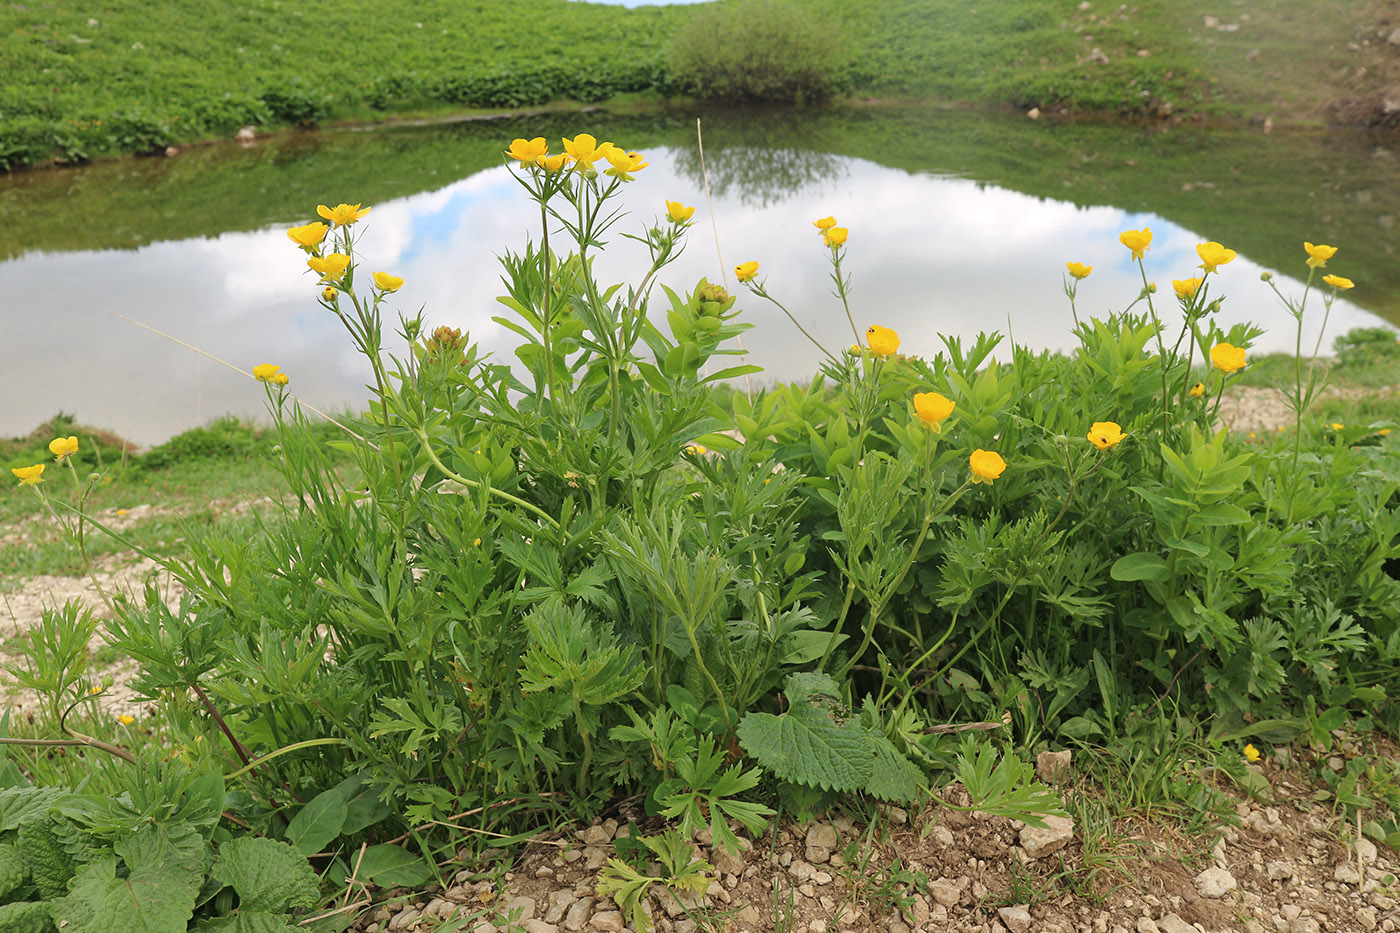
[1260,271,1273,282]
[323,286,338,302]
[102,674,115,688]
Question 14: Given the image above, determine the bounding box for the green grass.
[0,414,355,583]
[1,0,1394,170]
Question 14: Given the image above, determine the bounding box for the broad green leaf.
[283,788,349,856]
[195,912,299,932]
[1109,552,1170,582]
[212,837,318,913]
[59,854,199,933]
[866,737,923,803]
[354,844,434,888]
[0,786,64,832]
[737,703,873,792]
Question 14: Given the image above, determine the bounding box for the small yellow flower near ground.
[735,260,759,283]
[322,286,337,302]
[286,221,329,248]
[1087,421,1126,451]
[866,325,901,356]
[1243,744,1261,763]
[1173,278,1203,299]
[49,436,79,460]
[562,134,608,172]
[814,216,837,231]
[117,508,128,516]
[1210,342,1247,374]
[117,714,135,725]
[11,464,44,486]
[1066,261,1092,280]
[1304,242,1337,268]
[316,203,370,227]
[823,227,848,247]
[506,137,549,166]
[308,253,351,282]
[1119,227,1153,260]
[666,200,695,223]
[1330,422,1345,431]
[253,363,284,384]
[373,272,404,293]
[684,444,709,456]
[1196,241,1237,273]
[603,148,648,179]
[473,538,482,547]
[969,449,1006,484]
[913,392,955,431]
[1322,274,1354,290]
[1381,428,1393,436]
[541,154,568,172]
[1189,382,1205,398]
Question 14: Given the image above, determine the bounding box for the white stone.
[1195,866,1237,898]
[998,905,1032,933]
[1157,914,1197,933]
[589,911,624,932]
[1019,815,1075,859]
[805,822,839,863]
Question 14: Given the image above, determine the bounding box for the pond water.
[1,106,1395,445]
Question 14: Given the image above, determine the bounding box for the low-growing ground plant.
[5,131,1400,928]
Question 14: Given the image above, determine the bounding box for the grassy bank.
[1,0,1395,171]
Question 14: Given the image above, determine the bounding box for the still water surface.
[1,106,1394,445]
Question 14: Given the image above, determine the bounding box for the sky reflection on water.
[1,148,1381,445]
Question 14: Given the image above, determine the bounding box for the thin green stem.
[410,428,561,530]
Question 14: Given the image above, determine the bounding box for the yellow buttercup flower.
[735,260,759,283]
[866,325,900,357]
[12,464,44,486]
[814,216,837,231]
[913,392,955,432]
[373,272,404,293]
[1188,382,1204,398]
[1304,242,1337,268]
[1210,342,1247,374]
[666,200,695,223]
[273,372,289,386]
[823,227,848,248]
[1330,422,1345,431]
[286,221,329,249]
[1066,262,1092,280]
[117,714,135,725]
[253,363,284,384]
[316,203,370,227]
[1196,241,1237,273]
[1173,278,1203,299]
[603,147,648,180]
[506,137,549,166]
[49,436,79,460]
[308,253,351,283]
[969,449,1006,484]
[1087,422,1125,451]
[1322,274,1354,290]
[1243,744,1261,763]
[541,153,568,173]
[1119,227,1152,260]
[562,134,608,172]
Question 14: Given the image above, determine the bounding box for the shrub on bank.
[7,135,1398,921]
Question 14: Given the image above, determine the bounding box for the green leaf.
[212,837,319,913]
[354,844,434,888]
[283,788,349,856]
[195,912,299,933]
[58,854,199,933]
[0,786,64,832]
[866,737,923,803]
[737,703,873,792]
[1109,552,1170,582]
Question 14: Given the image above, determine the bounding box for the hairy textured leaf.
[115,822,208,879]
[57,854,199,933]
[866,737,923,804]
[737,702,872,792]
[212,837,318,913]
[0,787,64,832]
[194,913,298,932]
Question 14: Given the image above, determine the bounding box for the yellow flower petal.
[1087,421,1125,451]
[1066,261,1092,280]
[823,227,848,247]
[253,363,283,384]
[735,260,759,283]
[913,392,955,429]
[1304,241,1337,269]
[286,221,329,248]
[316,203,370,227]
[865,325,900,357]
[506,137,549,166]
[1196,241,1237,273]
[11,464,45,486]
[307,253,351,283]
[49,436,79,460]
[666,200,695,223]
[1188,382,1204,398]
[969,449,1006,484]
[1322,274,1354,290]
[373,271,404,293]
[1173,278,1203,299]
[1243,744,1261,763]
[814,216,837,231]
[1119,227,1153,261]
[1210,342,1247,374]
